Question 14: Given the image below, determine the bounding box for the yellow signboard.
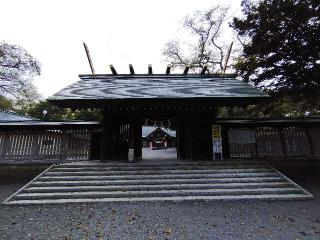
[212,125,221,139]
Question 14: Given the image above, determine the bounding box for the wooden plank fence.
[228,126,320,159]
[228,128,256,158]
[0,129,92,163]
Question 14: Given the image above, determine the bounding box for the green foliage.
[0,95,13,110]
[232,0,320,111]
[72,109,102,121]
[218,96,320,118]
[17,100,102,121]
[17,100,71,121]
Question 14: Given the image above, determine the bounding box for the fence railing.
[228,126,320,159]
[0,129,92,163]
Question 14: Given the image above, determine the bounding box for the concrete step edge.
[39,173,280,181]
[6,193,312,205]
[62,161,262,167]
[24,182,294,193]
[30,177,286,186]
[14,187,303,199]
[56,164,266,170]
[47,169,274,176]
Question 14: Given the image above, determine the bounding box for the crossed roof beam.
[79,64,236,79]
[105,64,208,76]
[82,42,230,78]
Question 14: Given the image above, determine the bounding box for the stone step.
[47,168,274,176]
[14,188,303,200]
[24,182,293,193]
[56,163,266,171]
[6,193,312,205]
[3,161,313,205]
[30,176,286,187]
[39,172,280,181]
[53,164,268,172]
[62,160,261,168]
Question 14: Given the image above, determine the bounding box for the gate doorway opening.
[141,125,177,161]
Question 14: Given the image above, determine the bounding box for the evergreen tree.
[232,0,320,114]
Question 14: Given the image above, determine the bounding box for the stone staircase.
[3,160,313,205]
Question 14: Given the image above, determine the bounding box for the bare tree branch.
[0,42,41,101]
[163,5,236,74]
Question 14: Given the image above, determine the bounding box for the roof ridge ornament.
[109,64,117,75]
[129,64,135,75]
[78,64,239,78]
[148,64,153,75]
[83,42,95,77]
[201,65,208,75]
[183,65,190,75]
[166,64,171,75]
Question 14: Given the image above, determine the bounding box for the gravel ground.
[1,169,320,239]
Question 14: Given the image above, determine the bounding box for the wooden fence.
[0,129,92,163]
[228,126,320,158]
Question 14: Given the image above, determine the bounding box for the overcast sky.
[1,0,242,97]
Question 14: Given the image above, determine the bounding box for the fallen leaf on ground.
[164,228,172,236]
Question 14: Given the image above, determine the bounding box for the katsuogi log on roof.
[48,74,269,109]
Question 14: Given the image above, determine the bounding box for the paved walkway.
[142,147,177,160]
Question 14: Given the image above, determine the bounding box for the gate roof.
[48,74,268,108]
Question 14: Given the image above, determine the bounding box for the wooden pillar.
[221,125,230,160]
[60,132,67,161]
[185,123,193,159]
[176,110,215,160]
[176,119,187,160]
[89,131,101,160]
[133,121,142,159]
[1,133,11,160]
[128,123,134,161]
[31,133,40,160]
[176,126,181,159]
[100,111,128,161]
[190,120,212,160]
[277,127,287,158]
[100,119,116,160]
[126,116,142,161]
[253,127,259,158]
[305,127,315,157]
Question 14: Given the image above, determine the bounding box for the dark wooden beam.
[221,126,230,160]
[223,42,233,75]
[83,42,95,76]
[277,127,287,158]
[129,64,135,75]
[166,64,171,75]
[183,65,190,75]
[109,64,117,75]
[201,65,208,75]
[148,64,153,75]
[305,127,315,157]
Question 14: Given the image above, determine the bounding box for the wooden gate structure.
[47,67,268,161]
[1,118,320,163]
